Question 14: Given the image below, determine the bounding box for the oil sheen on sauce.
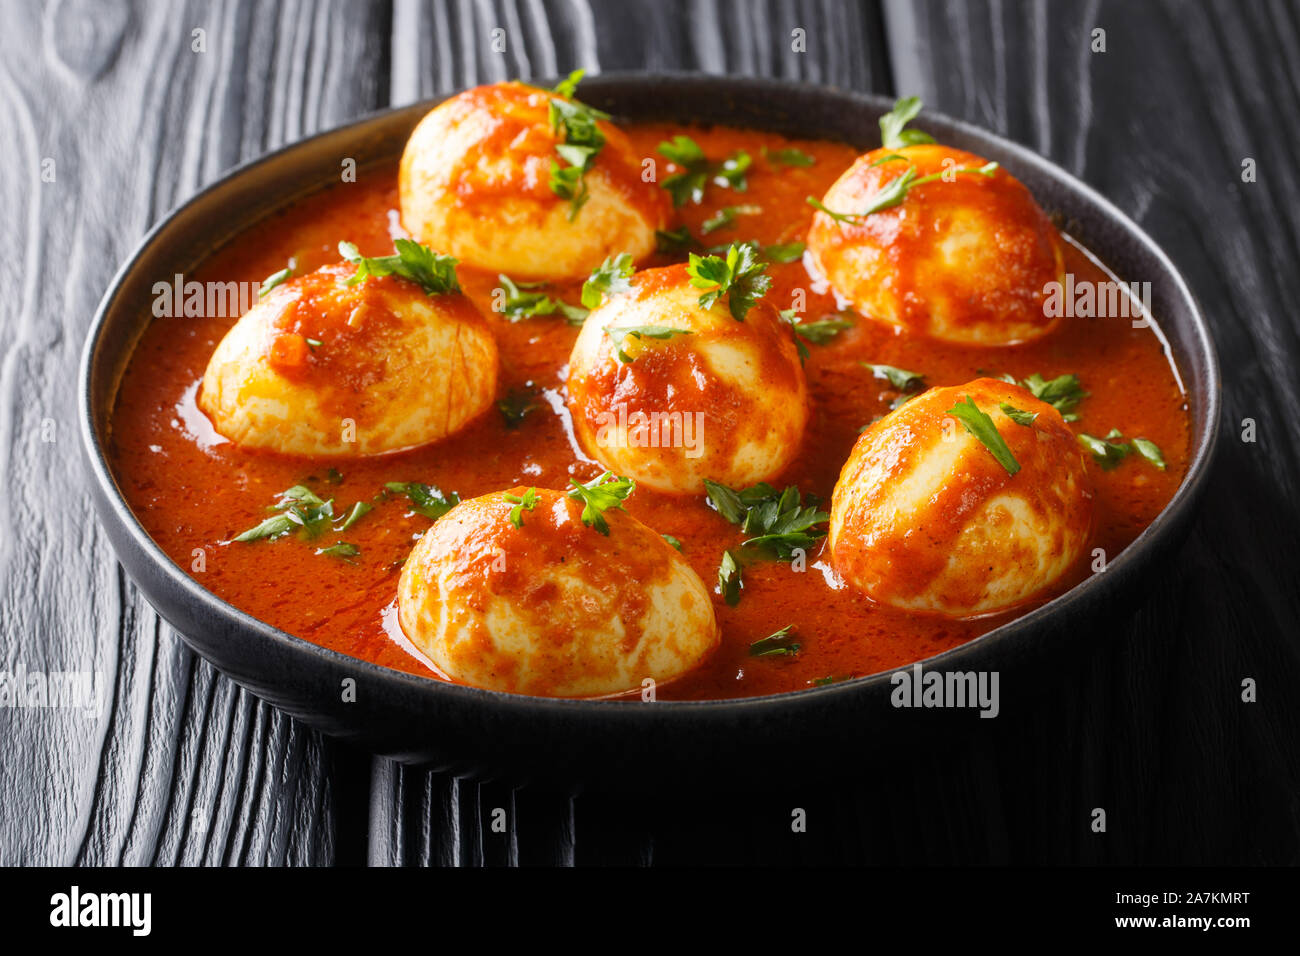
[107,123,1192,700]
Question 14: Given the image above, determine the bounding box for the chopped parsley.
[1019,372,1088,422]
[233,484,374,558]
[384,481,460,520]
[503,488,539,529]
[878,96,936,150]
[338,239,460,295]
[566,471,635,535]
[780,309,853,362]
[338,501,372,531]
[749,624,801,658]
[999,403,1039,427]
[947,395,1020,476]
[807,159,998,224]
[316,542,360,560]
[761,240,806,264]
[545,70,611,220]
[762,145,816,168]
[259,258,296,297]
[1078,429,1166,471]
[657,135,752,207]
[605,324,694,363]
[581,253,635,309]
[704,479,829,561]
[662,533,683,551]
[497,388,540,428]
[655,226,697,254]
[700,204,761,235]
[685,242,770,321]
[497,273,588,324]
[717,549,743,606]
[863,362,925,393]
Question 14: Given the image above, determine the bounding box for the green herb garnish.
[566,471,635,535]
[338,501,372,531]
[1019,372,1088,422]
[497,273,588,324]
[780,309,853,362]
[545,70,611,220]
[605,324,694,363]
[686,242,770,321]
[761,240,806,264]
[749,624,801,658]
[700,204,761,235]
[762,145,816,168]
[999,403,1038,427]
[658,135,752,207]
[807,160,998,224]
[878,96,936,150]
[234,485,335,542]
[862,362,925,393]
[704,479,829,561]
[316,542,360,560]
[384,481,460,520]
[259,259,296,297]
[581,253,635,309]
[662,533,683,551]
[717,549,743,606]
[947,395,1020,475]
[1077,429,1166,471]
[503,487,539,529]
[497,388,540,428]
[338,239,460,295]
[1132,437,1167,471]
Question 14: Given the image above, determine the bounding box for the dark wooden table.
[2,0,1297,866]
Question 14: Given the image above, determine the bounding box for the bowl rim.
[79,70,1222,719]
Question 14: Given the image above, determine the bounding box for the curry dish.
[108,78,1190,700]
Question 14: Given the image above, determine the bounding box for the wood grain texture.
[1,0,1296,866]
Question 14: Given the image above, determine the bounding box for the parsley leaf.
[762,145,816,168]
[316,542,360,560]
[761,240,805,264]
[338,239,461,295]
[700,204,762,235]
[685,242,770,321]
[1132,437,1167,471]
[717,549,743,606]
[338,501,372,531]
[749,624,801,658]
[498,388,540,428]
[545,74,611,220]
[496,273,588,324]
[704,479,829,561]
[1078,429,1166,471]
[503,487,539,528]
[566,471,635,535]
[999,403,1039,427]
[581,253,635,309]
[657,135,752,207]
[878,96,936,150]
[806,160,997,224]
[259,258,296,297]
[862,362,925,392]
[1020,373,1088,422]
[662,533,683,551]
[947,395,1021,475]
[605,324,694,363]
[384,482,460,520]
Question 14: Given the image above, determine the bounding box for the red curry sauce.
[107,123,1191,700]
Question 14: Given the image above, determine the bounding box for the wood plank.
[0,0,388,866]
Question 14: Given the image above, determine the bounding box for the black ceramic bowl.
[80,74,1219,792]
